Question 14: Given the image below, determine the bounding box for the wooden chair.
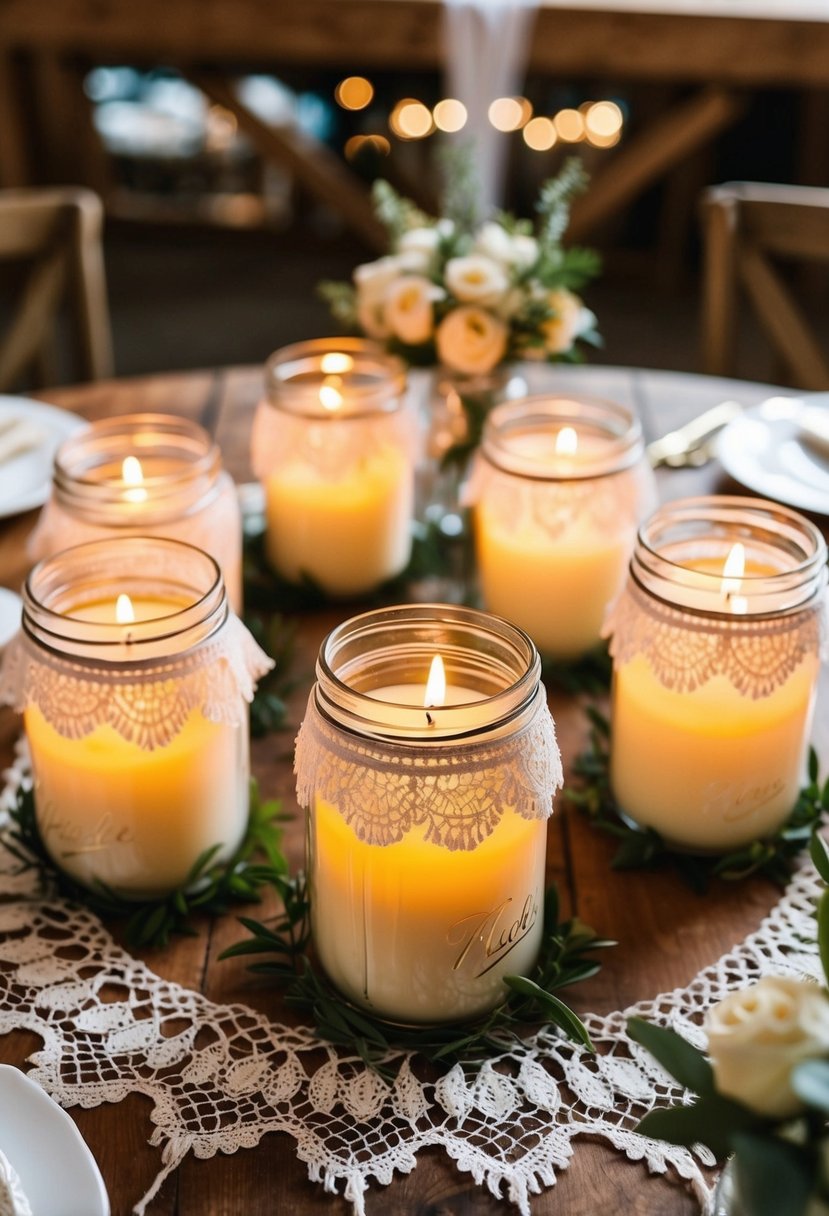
[700,182,829,390]
[0,186,113,392]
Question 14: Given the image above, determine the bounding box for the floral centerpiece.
[628,832,829,1216]
[319,157,601,378]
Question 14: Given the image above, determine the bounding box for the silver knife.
[646,400,744,469]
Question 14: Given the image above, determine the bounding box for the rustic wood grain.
[0,366,822,1216]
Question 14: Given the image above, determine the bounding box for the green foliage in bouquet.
[628,832,829,1216]
[318,155,602,376]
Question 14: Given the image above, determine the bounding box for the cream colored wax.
[475,430,632,659]
[265,445,413,597]
[610,554,818,850]
[310,677,547,1023]
[26,595,248,898]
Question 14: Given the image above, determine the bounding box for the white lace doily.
[0,742,822,1215]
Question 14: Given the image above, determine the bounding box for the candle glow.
[424,655,447,708]
[121,455,148,504]
[555,426,578,456]
[115,593,135,625]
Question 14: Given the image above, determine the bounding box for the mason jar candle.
[466,394,656,661]
[606,496,827,852]
[29,414,243,612]
[251,338,414,597]
[295,603,562,1025]
[0,537,271,898]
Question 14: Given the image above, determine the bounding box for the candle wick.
[425,710,434,726]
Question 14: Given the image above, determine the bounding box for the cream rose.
[445,254,509,307]
[540,288,595,355]
[706,977,829,1118]
[435,306,508,375]
[384,275,443,346]
[398,226,441,271]
[353,255,402,339]
[474,223,538,271]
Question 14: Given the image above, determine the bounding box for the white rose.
[384,275,443,346]
[706,977,829,1118]
[510,233,539,270]
[474,221,515,265]
[445,254,509,307]
[474,223,538,272]
[354,255,402,339]
[540,288,594,355]
[398,226,440,258]
[435,305,508,375]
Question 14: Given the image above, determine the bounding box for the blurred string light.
[433,98,467,132]
[488,96,532,132]
[584,99,623,147]
[553,108,585,142]
[523,116,557,151]
[335,76,374,111]
[389,98,434,140]
[344,134,391,159]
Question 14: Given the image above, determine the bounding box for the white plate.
[0,1065,109,1215]
[0,396,86,519]
[717,394,829,515]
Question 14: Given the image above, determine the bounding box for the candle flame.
[319,382,343,413]
[555,426,578,456]
[721,542,747,614]
[122,455,148,503]
[320,352,354,374]
[115,593,135,625]
[424,654,447,708]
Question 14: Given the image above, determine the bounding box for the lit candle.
[0,538,271,898]
[251,338,414,597]
[30,414,243,612]
[606,497,827,852]
[468,394,656,660]
[296,604,561,1024]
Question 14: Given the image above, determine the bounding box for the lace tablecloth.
[0,739,821,1215]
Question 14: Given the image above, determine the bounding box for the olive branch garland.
[221,883,615,1075]
[565,706,829,891]
[3,781,289,949]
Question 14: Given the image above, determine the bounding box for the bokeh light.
[433,98,468,133]
[522,116,557,151]
[335,76,374,111]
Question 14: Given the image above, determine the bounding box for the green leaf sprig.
[541,642,612,698]
[4,781,287,949]
[244,612,306,738]
[565,708,829,892]
[221,881,614,1074]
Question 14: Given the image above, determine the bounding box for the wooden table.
[4,1,829,249]
[0,362,825,1216]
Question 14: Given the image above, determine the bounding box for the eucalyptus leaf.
[733,1132,814,1216]
[626,1018,714,1096]
[792,1060,829,1114]
[636,1095,755,1160]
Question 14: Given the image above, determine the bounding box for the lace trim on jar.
[294,690,561,850]
[250,400,416,482]
[0,615,273,749]
[464,459,655,541]
[604,580,826,699]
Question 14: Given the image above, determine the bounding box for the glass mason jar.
[251,337,414,598]
[466,393,657,661]
[606,496,827,852]
[0,537,271,899]
[295,602,562,1025]
[29,413,243,612]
